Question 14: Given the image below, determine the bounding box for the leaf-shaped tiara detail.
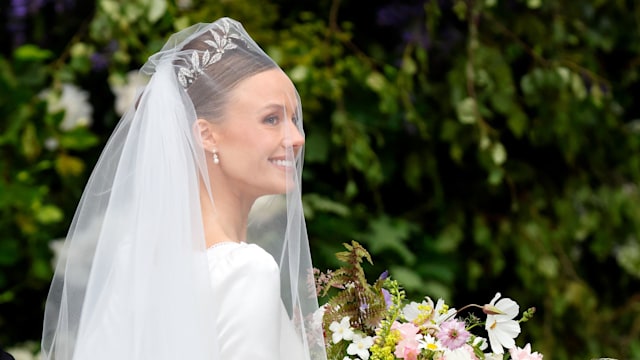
[177,21,242,88]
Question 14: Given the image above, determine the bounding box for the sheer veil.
[41,18,327,360]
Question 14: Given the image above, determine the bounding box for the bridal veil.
[41,17,326,360]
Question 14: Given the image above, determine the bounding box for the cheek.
[227,134,270,164]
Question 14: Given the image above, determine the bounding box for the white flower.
[403,297,457,326]
[418,334,442,352]
[485,292,521,354]
[484,353,504,360]
[433,298,457,325]
[44,137,59,151]
[346,333,374,360]
[176,0,192,9]
[329,316,354,344]
[48,238,66,269]
[312,304,326,329]
[471,335,488,351]
[6,343,39,360]
[41,83,93,131]
[110,70,149,116]
[442,346,474,360]
[403,298,432,322]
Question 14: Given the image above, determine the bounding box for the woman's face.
[213,68,304,197]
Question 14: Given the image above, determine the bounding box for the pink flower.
[395,340,420,360]
[391,322,420,360]
[462,344,480,360]
[392,322,420,338]
[509,343,543,360]
[436,319,471,350]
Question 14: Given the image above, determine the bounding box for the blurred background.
[1,0,639,358]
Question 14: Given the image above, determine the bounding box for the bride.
[41,17,327,360]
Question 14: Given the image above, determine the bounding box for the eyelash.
[263,115,299,126]
[264,115,280,125]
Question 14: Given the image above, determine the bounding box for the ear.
[195,118,218,152]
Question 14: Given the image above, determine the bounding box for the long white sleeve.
[207,243,282,360]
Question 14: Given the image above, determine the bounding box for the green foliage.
[300,1,640,359]
[318,241,388,333]
[316,241,407,360]
[1,1,639,359]
[0,44,98,343]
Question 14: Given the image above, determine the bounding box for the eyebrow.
[258,103,298,115]
[260,104,284,112]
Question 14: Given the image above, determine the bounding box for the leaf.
[99,0,120,21]
[13,45,53,62]
[146,0,167,22]
[191,51,200,72]
[201,50,210,66]
[59,129,99,150]
[303,193,350,218]
[434,223,464,253]
[366,72,386,92]
[21,123,41,161]
[321,241,387,333]
[507,111,528,138]
[35,204,64,224]
[491,142,507,165]
[388,265,424,292]
[302,131,329,163]
[0,240,20,266]
[570,74,587,100]
[362,216,416,265]
[31,258,53,281]
[55,154,85,178]
[456,97,477,124]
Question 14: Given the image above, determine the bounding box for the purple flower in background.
[53,0,75,13]
[376,3,423,27]
[403,29,431,49]
[359,301,369,313]
[7,0,29,46]
[11,0,29,17]
[376,1,432,50]
[6,0,77,47]
[90,40,118,71]
[381,288,392,308]
[378,270,389,280]
[29,0,46,12]
[90,53,109,71]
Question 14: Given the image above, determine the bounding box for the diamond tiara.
[177,21,243,88]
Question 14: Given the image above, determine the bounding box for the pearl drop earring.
[213,151,220,164]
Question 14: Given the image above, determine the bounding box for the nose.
[283,120,305,150]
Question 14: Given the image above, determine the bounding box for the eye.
[263,115,280,126]
[291,115,299,125]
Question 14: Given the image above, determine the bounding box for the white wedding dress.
[207,242,305,360]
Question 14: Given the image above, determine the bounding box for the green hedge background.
[1,0,639,359]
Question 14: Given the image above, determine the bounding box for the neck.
[199,178,256,248]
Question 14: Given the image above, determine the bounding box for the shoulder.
[207,242,279,279]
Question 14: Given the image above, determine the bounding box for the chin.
[272,183,292,195]
[263,178,296,196]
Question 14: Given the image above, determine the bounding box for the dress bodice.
[206,242,305,360]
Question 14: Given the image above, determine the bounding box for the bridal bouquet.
[313,241,544,360]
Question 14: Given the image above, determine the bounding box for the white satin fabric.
[207,242,304,360]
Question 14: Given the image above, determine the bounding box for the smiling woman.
[40,17,327,360]
[199,69,305,201]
